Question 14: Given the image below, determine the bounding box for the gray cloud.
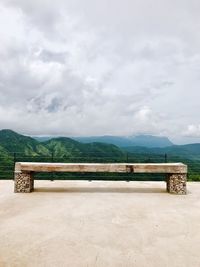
[0,0,200,143]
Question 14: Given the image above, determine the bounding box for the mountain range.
[0,129,200,180]
[0,129,200,160]
[0,129,124,159]
[0,129,200,159]
[35,134,173,148]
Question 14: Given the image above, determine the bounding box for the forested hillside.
[73,134,173,148]
[123,144,200,161]
[0,129,200,181]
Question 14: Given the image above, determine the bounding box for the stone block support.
[14,171,34,193]
[13,162,187,194]
[166,174,187,194]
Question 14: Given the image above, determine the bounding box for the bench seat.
[14,162,187,194]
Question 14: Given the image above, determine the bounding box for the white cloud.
[0,0,199,141]
[184,125,200,138]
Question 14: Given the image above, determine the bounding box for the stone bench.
[14,162,187,194]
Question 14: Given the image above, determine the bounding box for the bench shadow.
[34,187,166,194]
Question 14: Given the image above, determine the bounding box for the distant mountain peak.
[0,129,18,134]
[73,134,173,148]
[129,134,173,147]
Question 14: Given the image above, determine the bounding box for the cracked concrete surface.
[0,180,200,267]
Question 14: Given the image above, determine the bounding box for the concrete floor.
[0,180,200,267]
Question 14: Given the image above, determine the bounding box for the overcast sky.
[0,0,200,143]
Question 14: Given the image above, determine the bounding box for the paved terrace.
[0,180,200,267]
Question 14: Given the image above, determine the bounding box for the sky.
[0,0,200,143]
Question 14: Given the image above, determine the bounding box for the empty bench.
[14,162,187,194]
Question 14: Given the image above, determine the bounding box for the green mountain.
[44,137,125,161]
[0,130,125,161]
[34,134,173,148]
[1,129,200,163]
[73,134,173,148]
[0,129,50,156]
[123,144,200,161]
[0,130,127,179]
[0,129,200,181]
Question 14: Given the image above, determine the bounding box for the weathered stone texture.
[167,174,187,194]
[14,172,34,193]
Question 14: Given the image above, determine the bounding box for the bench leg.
[166,174,187,194]
[30,173,34,192]
[14,172,34,193]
